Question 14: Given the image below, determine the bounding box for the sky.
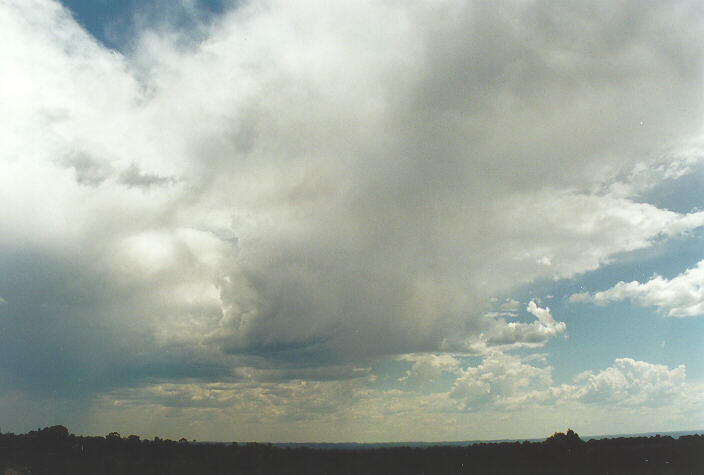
[0,0,703,442]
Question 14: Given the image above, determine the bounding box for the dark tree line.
[1,426,702,474]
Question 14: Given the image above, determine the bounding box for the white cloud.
[487,193,704,284]
[572,358,687,407]
[446,356,696,417]
[449,352,553,411]
[570,259,704,317]
[500,358,695,412]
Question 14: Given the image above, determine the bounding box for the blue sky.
[0,0,703,442]
[60,0,229,50]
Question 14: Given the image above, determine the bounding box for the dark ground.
[1,427,702,474]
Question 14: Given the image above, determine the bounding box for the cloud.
[570,259,704,317]
[447,356,695,414]
[58,153,114,186]
[119,163,178,188]
[573,358,687,407]
[483,301,566,348]
[1,0,704,432]
[398,353,460,387]
[502,358,695,411]
[449,352,553,411]
[501,299,521,312]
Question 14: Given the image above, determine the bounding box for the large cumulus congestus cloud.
[197,0,704,362]
[1,0,704,392]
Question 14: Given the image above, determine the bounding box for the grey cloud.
[0,246,373,399]
[485,302,566,348]
[119,163,178,188]
[500,299,520,313]
[233,365,372,383]
[190,0,704,364]
[0,250,232,397]
[400,0,704,192]
[398,354,460,387]
[59,153,113,186]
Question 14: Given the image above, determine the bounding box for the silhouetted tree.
[545,428,584,449]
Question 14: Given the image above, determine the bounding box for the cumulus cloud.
[398,353,460,387]
[447,356,695,415]
[573,358,687,407]
[479,301,566,349]
[503,358,695,411]
[570,259,704,317]
[449,353,553,411]
[1,0,704,439]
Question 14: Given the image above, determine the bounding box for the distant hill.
[269,430,704,450]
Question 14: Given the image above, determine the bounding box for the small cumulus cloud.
[484,301,566,348]
[537,256,552,267]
